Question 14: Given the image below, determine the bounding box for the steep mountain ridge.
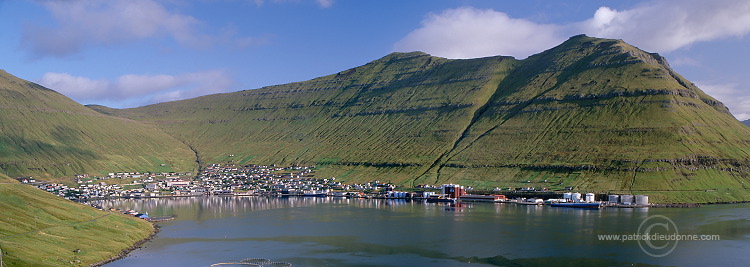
[417,36,750,196]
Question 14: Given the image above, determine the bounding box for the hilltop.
[0,70,197,179]
[98,35,750,203]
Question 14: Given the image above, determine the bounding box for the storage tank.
[636,195,649,205]
[585,193,595,202]
[563,192,572,201]
[572,193,582,202]
[621,195,634,205]
[608,195,619,204]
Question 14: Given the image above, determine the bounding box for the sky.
[1,0,750,119]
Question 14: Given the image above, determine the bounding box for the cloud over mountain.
[38,70,235,107]
[580,0,750,52]
[393,7,563,59]
[395,0,750,59]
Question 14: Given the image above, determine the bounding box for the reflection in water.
[94,196,343,221]
[101,197,750,267]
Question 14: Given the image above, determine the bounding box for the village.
[30,163,421,201]
[26,163,651,209]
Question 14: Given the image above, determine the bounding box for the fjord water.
[99,197,750,267]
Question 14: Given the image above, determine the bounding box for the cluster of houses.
[33,173,191,200]
[28,164,647,209]
[31,164,411,201]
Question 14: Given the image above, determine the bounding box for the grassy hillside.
[419,36,750,202]
[97,36,750,203]
[0,177,154,266]
[109,52,518,182]
[0,70,197,179]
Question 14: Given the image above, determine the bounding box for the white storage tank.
[636,195,649,205]
[572,193,582,202]
[621,195,634,205]
[563,192,572,201]
[585,193,595,202]
[608,195,619,204]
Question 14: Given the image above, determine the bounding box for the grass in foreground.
[0,180,154,266]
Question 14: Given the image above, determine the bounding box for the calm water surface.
[97,197,750,267]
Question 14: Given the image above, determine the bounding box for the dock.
[146,216,175,222]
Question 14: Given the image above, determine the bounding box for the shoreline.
[91,223,160,267]
[83,194,750,207]
[88,198,750,265]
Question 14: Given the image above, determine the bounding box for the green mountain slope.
[420,35,750,202]
[98,35,750,203]
[0,70,196,179]
[109,52,519,182]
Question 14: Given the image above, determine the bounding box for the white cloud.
[38,73,110,99]
[394,7,565,59]
[396,0,750,58]
[316,0,333,8]
[579,0,750,53]
[38,70,235,107]
[22,0,205,57]
[695,82,750,121]
[21,0,264,57]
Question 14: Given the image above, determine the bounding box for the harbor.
[97,194,750,267]
[384,184,650,209]
[33,163,666,210]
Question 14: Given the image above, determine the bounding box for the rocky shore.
[91,224,160,267]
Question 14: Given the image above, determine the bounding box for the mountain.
[0,71,173,266]
[101,35,750,203]
[743,119,750,127]
[0,70,196,179]
[101,50,519,183]
[6,34,749,265]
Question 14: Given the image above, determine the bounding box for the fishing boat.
[513,198,543,205]
[302,190,327,197]
[458,194,506,203]
[425,195,456,203]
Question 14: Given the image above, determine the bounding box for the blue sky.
[1,0,750,120]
